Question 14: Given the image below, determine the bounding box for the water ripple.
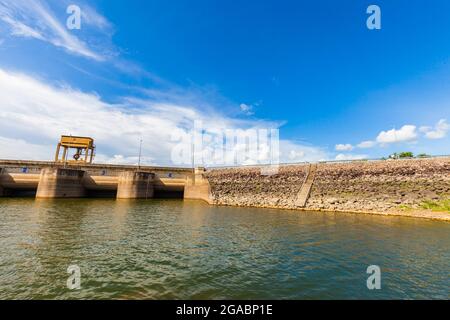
[0,198,448,299]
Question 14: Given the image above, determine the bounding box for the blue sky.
[0,0,448,165]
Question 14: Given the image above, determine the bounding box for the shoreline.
[205,201,450,221]
[1,196,448,221]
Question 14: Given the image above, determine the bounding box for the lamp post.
[138,139,143,169]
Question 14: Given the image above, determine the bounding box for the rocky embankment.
[307,158,449,213]
[205,165,307,208]
[205,158,450,220]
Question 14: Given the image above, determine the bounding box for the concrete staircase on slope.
[296,163,318,208]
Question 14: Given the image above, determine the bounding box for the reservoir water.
[0,198,448,299]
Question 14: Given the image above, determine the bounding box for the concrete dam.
[1,157,449,221]
[0,160,211,202]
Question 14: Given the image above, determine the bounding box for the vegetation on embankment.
[420,199,450,212]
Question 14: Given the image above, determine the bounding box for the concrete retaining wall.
[184,168,213,204]
[0,168,3,196]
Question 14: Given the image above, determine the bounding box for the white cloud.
[335,153,368,161]
[0,0,105,60]
[420,119,449,140]
[0,68,327,166]
[335,143,353,151]
[281,141,327,163]
[0,68,195,164]
[343,120,448,153]
[240,103,254,116]
[99,155,156,165]
[376,125,418,144]
[0,136,53,160]
[357,140,376,149]
[288,150,305,160]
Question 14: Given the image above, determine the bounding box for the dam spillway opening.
[85,189,118,198]
[85,186,185,199]
[0,188,185,200]
[1,187,37,198]
[154,189,184,199]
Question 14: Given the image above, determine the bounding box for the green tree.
[398,152,414,158]
[388,152,414,159]
[416,153,430,158]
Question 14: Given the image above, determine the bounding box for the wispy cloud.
[335,153,368,161]
[335,143,353,151]
[0,0,108,60]
[239,102,261,116]
[356,140,376,149]
[1,15,45,39]
[80,4,113,32]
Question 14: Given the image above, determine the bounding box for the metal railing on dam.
[205,155,450,170]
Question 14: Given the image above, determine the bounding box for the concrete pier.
[0,168,3,196]
[36,168,86,198]
[184,167,212,204]
[116,171,155,199]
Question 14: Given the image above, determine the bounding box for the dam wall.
[1,158,449,219]
[205,158,450,217]
[0,160,193,199]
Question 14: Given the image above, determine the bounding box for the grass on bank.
[399,199,450,213]
[420,199,450,213]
